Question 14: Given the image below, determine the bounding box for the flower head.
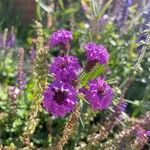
[48,29,72,48]
[43,80,77,116]
[49,55,81,83]
[84,42,109,65]
[85,77,113,110]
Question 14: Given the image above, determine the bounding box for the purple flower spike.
[115,99,127,112]
[48,29,72,48]
[49,55,81,83]
[43,80,77,117]
[85,77,113,110]
[146,131,150,136]
[0,33,4,48]
[84,42,109,71]
[6,32,16,48]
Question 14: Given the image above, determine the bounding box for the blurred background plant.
[0,0,150,149]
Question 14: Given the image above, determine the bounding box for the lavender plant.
[0,27,16,49]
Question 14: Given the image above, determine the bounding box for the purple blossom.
[79,87,87,95]
[99,14,108,30]
[42,80,77,116]
[135,125,148,138]
[29,46,36,64]
[115,99,127,112]
[48,29,72,48]
[146,131,150,136]
[81,3,88,12]
[84,42,109,65]
[85,77,113,110]
[114,99,127,121]
[49,55,81,83]
[8,86,20,100]
[0,30,16,49]
[115,0,131,28]
[6,32,16,48]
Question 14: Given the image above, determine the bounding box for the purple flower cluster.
[43,29,113,116]
[84,42,109,65]
[43,55,80,116]
[48,29,72,48]
[43,81,77,116]
[84,77,113,110]
[49,55,81,83]
[83,42,109,71]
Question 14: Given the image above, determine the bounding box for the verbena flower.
[85,77,113,110]
[49,55,81,83]
[48,29,72,48]
[84,42,109,64]
[43,80,77,116]
[84,42,109,71]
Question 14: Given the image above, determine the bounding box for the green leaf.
[79,64,105,86]
[97,0,113,19]
[58,0,64,10]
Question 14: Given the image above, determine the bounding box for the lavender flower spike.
[115,0,131,29]
[16,48,26,90]
[6,30,16,48]
[85,77,113,110]
[43,80,77,116]
[48,29,72,50]
[137,5,150,52]
[49,55,81,83]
